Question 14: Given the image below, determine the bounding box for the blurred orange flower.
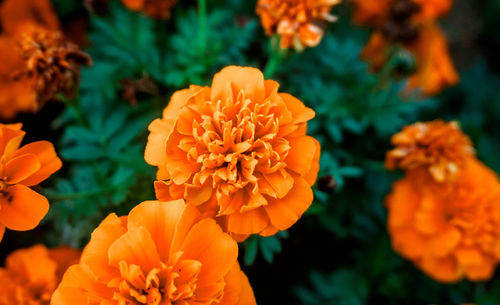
[145,66,320,239]
[405,24,459,96]
[121,0,178,19]
[256,0,340,49]
[0,0,91,120]
[351,0,453,27]
[386,158,500,282]
[52,200,256,305]
[0,244,80,305]
[386,120,473,182]
[0,123,62,242]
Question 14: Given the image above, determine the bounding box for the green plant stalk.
[198,0,207,60]
[264,35,286,78]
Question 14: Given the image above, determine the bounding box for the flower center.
[111,254,203,305]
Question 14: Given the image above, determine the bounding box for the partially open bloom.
[0,244,80,305]
[0,123,62,242]
[386,120,473,182]
[256,0,341,49]
[52,200,257,305]
[386,159,500,282]
[145,66,320,239]
[121,0,178,19]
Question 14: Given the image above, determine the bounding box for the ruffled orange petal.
[2,153,41,184]
[0,184,49,231]
[12,141,62,186]
[264,176,313,231]
[285,136,317,176]
[211,66,266,103]
[226,207,269,235]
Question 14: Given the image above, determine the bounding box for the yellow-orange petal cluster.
[256,0,341,49]
[0,0,91,120]
[0,244,80,305]
[145,66,320,239]
[386,160,500,282]
[354,0,458,95]
[386,120,473,182]
[121,0,178,19]
[0,123,62,242]
[52,200,256,305]
[385,120,500,282]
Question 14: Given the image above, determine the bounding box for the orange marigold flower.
[386,158,500,282]
[0,244,80,305]
[405,24,459,96]
[52,200,257,305]
[256,0,340,49]
[0,0,60,35]
[145,66,320,238]
[0,123,62,242]
[386,120,473,182]
[121,0,178,19]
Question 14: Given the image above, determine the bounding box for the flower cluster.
[0,245,80,305]
[256,0,341,49]
[52,200,256,305]
[145,66,320,240]
[385,120,500,282]
[0,123,62,242]
[0,0,91,120]
[352,0,458,95]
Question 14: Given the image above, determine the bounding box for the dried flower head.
[52,200,256,305]
[145,66,320,239]
[0,123,62,242]
[256,0,341,49]
[386,158,500,282]
[0,244,80,305]
[121,0,178,19]
[13,23,92,108]
[386,120,473,182]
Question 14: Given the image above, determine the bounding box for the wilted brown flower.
[13,23,92,108]
[256,0,341,49]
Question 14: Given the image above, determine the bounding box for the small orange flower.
[51,200,257,305]
[121,0,178,19]
[386,158,500,282]
[145,66,320,239]
[386,120,473,182]
[0,0,60,34]
[405,24,459,96]
[256,0,341,49]
[0,244,80,305]
[0,123,62,242]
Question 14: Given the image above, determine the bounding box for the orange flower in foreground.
[0,23,92,120]
[145,66,320,239]
[52,200,256,305]
[405,24,459,96]
[386,159,500,282]
[0,123,62,242]
[121,0,178,19]
[386,120,473,182]
[256,0,340,49]
[0,0,60,34]
[0,244,80,305]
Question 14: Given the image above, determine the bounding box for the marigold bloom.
[386,158,500,282]
[0,123,62,242]
[52,200,257,305]
[0,244,80,305]
[121,0,178,19]
[405,24,459,96]
[386,120,473,182]
[145,66,320,238]
[256,0,340,49]
[0,0,60,34]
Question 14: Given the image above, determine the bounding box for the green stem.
[61,93,87,127]
[264,36,285,78]
[198,0,207,60]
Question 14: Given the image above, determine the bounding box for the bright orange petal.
[211,66,266,103]
[12,141,62,186]
[0,185,49,231]
[0,224,4,242]
[226,207,269,235]
[2,153,40,184]
[285,136,317,176]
